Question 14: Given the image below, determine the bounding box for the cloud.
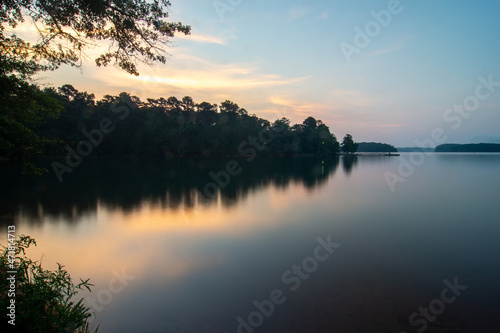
[267,89,382,124]
[175,32,229,45]
[263,94,398,138]
[288,6,309,20]
[268,96,318,118]
[316,12,329,20]
[366,35,412,57]
[266,95,346,125]
[131,54,308,90]
[79,52,309,101]
[133,72,305,90]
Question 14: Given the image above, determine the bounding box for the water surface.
[1,154,499,332]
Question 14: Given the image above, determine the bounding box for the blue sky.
[38,0,500,146]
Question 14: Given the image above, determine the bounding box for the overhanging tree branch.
[0,0,191,77]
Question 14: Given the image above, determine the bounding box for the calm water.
[1,154,500,332]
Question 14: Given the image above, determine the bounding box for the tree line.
[435,143,500,153]
[357,142,397,153]
[14,84,362,160]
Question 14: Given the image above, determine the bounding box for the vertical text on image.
[6,225,17,326]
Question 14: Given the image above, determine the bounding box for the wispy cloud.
[366,45,404,57]
[367,48,396,57]
[316,12,329,20]
[367,35,412,57]
[87,53,309,99]
[134,72,306,90]
[288,6,309,20]
[175,32,230,45]
[269,96,319,117]
[266,95,346,125]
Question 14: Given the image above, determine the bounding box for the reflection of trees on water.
[342,155,358,175]
[0,157,342,224]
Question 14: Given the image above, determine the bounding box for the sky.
[34,0,500,147]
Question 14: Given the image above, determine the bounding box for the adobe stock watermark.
[232,235,340,333]
[213,0,245,21]
[340,0,413,64]
[385,74,500,192]
[6,225,17,326]
[401,277,467,333]
[85,268,135,324]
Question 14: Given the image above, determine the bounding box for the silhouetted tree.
[341,134,358,154]
[303,116,318,130]
[357,142,397,153]
[0,75,63,174]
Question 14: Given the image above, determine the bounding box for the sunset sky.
[36,0,500,147]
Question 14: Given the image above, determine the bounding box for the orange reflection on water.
[111,182,318,235]
[11,180,326,288]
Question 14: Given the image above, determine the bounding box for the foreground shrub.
[0,235,97,332]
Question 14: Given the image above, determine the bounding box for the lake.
[1,153,499,332]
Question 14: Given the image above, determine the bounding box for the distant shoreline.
[435,143,500,153]
[396,143,500,153]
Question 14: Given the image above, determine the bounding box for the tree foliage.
[0,235,96,332]
[435,143,500,153]
[0,0,191,77]
[341,134,358,154]
[0,74,63,174]
[30,86,341,160]
[357,142,397,153]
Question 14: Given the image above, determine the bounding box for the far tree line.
[435,143,500,153]
[357,142,397,153]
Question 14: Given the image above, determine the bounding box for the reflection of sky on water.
[1,154,500,332]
